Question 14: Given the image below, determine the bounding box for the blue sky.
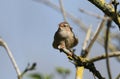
[0,0,120,79]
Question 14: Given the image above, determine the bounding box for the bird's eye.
[63,25,66,27]
[64,24,68,27]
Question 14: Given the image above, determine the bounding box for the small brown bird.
[52,22,78,51]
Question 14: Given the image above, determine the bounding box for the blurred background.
[0,0,120,79]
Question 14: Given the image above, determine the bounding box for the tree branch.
[0,38,21,79]
[76,26,92,79]
[116,73,120,79]
[59,47,105,79]
[59,0,67,21]
[104,19,112,79]
[90,51,120,62]
[81,26,92,57]
[88,0,120,29]
[79,8,109,20]
[82,16,107,58]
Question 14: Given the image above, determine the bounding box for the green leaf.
[29,73,43,79]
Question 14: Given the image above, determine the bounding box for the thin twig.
[21,63,36,77]
[0,38,21,79]
[116,73,120,79]
[112,0,119,14]
[79,8,109,20]
[89,51,120,62]
[81,25,92,57]
[104,19,112,79]
[59,0,67,21]
[84,16,107,57]
[110,33,120,39]
[82,25,92,51]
